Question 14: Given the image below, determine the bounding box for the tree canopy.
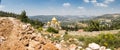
[0,10,44,29]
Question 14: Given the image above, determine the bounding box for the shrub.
[38,27,43,32]
[84,20,110,32]
[47,27,58,33]
[84,20,100,31]
[50,36,61,42]
[96,33,116,48]
[78,33,120,49]
[63,34,74,41]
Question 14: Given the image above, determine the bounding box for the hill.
[93,14,120,20]
[29,15,93,23]
[0,11,44,29]
[0,17,58,50]
[0,11,19,18]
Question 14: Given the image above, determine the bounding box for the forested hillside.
[0,11,44,29]
[0,11,19,18]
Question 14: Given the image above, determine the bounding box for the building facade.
[44,17,61,30]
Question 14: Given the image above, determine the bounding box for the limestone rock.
[0,17,58,50]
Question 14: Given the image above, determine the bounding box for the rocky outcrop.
[0,17,58,50]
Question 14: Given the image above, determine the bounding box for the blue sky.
[0,0,120,16]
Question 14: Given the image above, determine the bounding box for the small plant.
[50,36,61,42]
[38,27,43,32]
[65,31,68,34]
[77,33,120,49]
[47,27,58,33]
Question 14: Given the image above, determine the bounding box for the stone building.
[43,17,61,30]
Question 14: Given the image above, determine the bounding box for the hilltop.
[93,14,120,20]
[29,15,92,23]
[29,14,120,23]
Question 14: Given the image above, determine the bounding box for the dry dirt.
[0,17,58,50]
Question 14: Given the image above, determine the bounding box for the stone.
[55,43,61,50]
[88,43,100,50]
[42,42,58,50]
[26,46,34,50]
[29,40,39,48]
[69,44,77,50]
[106,48,111,50]
[85,47,92,50]
[99,46,106,50]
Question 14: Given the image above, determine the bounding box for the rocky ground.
[0,17,58,50]
[0,17,119,50]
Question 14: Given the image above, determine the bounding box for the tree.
[84,20,111,31]
[74,24,78,31]
[29,19,44,28]
[85,20,100,31]
[0,10,44,29]
[19,10,29,23]
[111,17,120,29]
[0,11,19,18]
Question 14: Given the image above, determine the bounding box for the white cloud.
[104,0,115,4]
[77,6,86,13]
[0,5,5,10]
[83,0,115,7]
[91,0,97,3]
[95,3,108,7]
[78,6,85,10]
[83,0,90,3]
[63,3,71,7]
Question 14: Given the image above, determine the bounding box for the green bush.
[84,20,100,31]
[18,10,44,29]
[111,17,120,29]
[0,11,19,18]
[51,32,120,49]
[47,27,58,33]
[63,34,74,41]
[96,33,116,47]
[38,27,43,32]
[50,36,61,42]
[84,20,110,32]
[78,33,120,49]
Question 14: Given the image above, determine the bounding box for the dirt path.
[0,17,58,50]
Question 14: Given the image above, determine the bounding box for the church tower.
[46,17,61,30]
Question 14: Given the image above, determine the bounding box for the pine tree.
[19,10,29,23]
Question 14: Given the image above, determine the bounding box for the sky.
[0,0,120,16]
